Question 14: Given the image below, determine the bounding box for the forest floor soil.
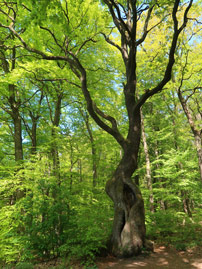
[34,245,202,268]
[96,245,202,269]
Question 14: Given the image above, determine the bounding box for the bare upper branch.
[134,0,193,112]
[136,5,154,46]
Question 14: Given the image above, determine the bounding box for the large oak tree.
[0,0,194,257]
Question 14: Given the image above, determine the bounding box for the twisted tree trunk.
[106,165,146,256]
[105,112,149,257]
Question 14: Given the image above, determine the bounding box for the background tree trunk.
[13,110,23,162]
[82,111,98,187]
[178,89,202,182]
[141,109,155,213]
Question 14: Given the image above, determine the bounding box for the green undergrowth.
[1,205,202,268]
[0,165,113,268]
[0,162,201,267]
[146,208,202,250]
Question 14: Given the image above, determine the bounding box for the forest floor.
[96,245,202,269]
[34,244,202,269]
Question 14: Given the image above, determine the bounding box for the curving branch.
[134,0,193,112]
[80,70,126,149]
[103,0,130,38]
[75,38,97,56]
[61,0,69,24]
[93,102,118,131]
[101,32,122,53]
[110,0,131,36]
[136,5,154,46]
[0,5,127,149]
[40,26,65,53]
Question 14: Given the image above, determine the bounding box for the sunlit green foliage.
[0,0,202,267]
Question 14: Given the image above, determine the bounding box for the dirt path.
[96,245,202,269]
[34,245,202,268]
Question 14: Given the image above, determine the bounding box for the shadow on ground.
[96,245,202,269]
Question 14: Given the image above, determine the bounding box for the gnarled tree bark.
[106,122,146,256]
